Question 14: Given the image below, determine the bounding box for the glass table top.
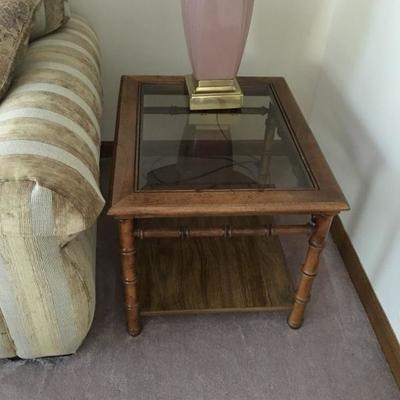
[136,83,314,192]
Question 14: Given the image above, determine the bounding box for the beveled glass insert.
[136,83,314,191]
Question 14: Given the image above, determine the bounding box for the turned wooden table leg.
[288,214,334,329]
[118,219,141,336]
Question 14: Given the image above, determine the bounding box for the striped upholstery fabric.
[0,16,103,358]
[0,226,96,359]
[0,15,104,238]
[0,309,15,358]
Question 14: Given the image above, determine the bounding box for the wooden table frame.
[108,76,349,336]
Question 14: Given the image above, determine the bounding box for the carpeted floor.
[0,159,398,400]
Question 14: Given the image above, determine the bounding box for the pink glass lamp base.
[181,0,254,110]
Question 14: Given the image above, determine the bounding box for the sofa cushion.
[31,0,70,41]
[0,16,104,237]
[0,0,40,101]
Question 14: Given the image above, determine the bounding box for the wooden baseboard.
[331,216,400,387]
[100,141,114,158]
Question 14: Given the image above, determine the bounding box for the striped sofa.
[0,16,104,358]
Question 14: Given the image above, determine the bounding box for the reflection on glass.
[137,83,313,191]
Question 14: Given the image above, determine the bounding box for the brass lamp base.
[185,75,243,111]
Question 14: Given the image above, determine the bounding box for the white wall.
[69,0,336,139]
[310,0,400,339]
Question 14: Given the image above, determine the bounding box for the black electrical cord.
[147,159,259,185]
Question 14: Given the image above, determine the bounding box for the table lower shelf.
[136,217,295,316]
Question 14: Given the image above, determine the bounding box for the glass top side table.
[108,76,349,336]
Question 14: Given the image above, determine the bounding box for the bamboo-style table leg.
[118,219,141,336]
[288,214,334,329]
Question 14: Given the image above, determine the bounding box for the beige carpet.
[0,159,398,400]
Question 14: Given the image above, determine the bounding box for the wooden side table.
[108,76,349,336]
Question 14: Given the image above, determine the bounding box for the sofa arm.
[0,226,96,359]
[0,16,104,237]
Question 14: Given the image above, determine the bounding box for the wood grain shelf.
[136,217,295,315]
